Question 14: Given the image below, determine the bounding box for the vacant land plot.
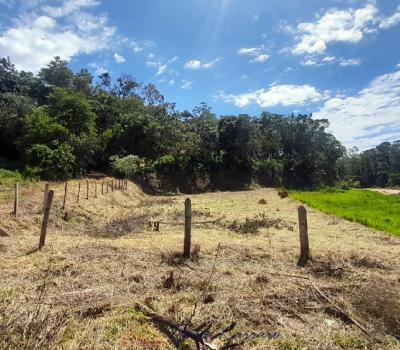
[0,182,399,349]
[290,189,400,236]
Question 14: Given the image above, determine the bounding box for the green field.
[290,189,400,236]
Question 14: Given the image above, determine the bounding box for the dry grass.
[0,180,399,349]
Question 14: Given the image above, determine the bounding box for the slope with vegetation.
[0,56,344,191]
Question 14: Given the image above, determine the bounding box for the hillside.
[0,180,399,349]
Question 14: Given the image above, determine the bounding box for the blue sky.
[0,0,399,150]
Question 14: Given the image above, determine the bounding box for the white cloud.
[180,80,193,89]
[127,39,154,53]
[43,0,100,17]
[220,84,321,108]
[379,5,400,29]
[114,53,125,64]
[181,80,193,89]
[146,60,167,76]
[0,2,117,73]
[88,62,107,75]
[253,54,269,63]
[301,55,361,67]
[238,45,269,63]
[339,58,361,66]
[184,58,220,70]
[322,56,336,63]
[315,69,400,149]
[292,4,378,55]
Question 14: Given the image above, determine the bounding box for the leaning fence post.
[297,205,310,267]
[77,181,81,203]
[86,180,89,199]
[39,190,54,250]
[13,182,19,216]
[42,183,49,213]
[62,181,68,210]
[183,198,192,259]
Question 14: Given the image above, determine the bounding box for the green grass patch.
[289,189,400,236]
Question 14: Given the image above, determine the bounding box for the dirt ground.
[367,188,400,195]
[0,180,399,349]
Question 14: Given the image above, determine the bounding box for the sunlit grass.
[290,189,400,236]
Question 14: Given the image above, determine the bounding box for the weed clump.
[228,213,294,234]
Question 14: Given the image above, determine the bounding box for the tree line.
[0,56,346,191]
[338,142,400,188]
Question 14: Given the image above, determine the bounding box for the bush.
[110,154,145,178]
[25,143,75,180]
[0,168,23,185]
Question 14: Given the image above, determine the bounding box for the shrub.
[110,154,145,178]
[0,168,23,185]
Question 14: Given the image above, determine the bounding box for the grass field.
[290,189,400,236]
[0,182,399,349]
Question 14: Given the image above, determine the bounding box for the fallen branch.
[265,272,310,280]
[159,217,225,226]
[134,302,279,349]
[311,282,376,340]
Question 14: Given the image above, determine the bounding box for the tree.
[38,56,74,88]
[47,88,96,135]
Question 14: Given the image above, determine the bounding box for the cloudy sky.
[0,0,399,150]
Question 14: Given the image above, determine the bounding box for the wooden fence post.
[62,181,68,210]
[77,181,81,203]
[39,190,54,250]
[111,179,114,192]
[107,180,109,194]
[13,183,19,216]
[86,180,89,199]
[95,181,98,198]
[42,183,49,213]
[297,205,309,267]
[101,181,104,195]
[183,198,192,259]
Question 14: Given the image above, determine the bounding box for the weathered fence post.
[86,180,89,199]
[77,181,81,203]
[39,190,54,250]
[95,181,98,198]
[62,181,68,210]
[297,205,309,267]
[13,183,19,216]
[118,179,121,189]
[42,183,49,213]
[101,180,104,195]
[183,198,192,259]
[111,179,114,192]
[107,180,109,194]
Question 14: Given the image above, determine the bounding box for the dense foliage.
[338,142,400,188]
[0,56,345,190]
